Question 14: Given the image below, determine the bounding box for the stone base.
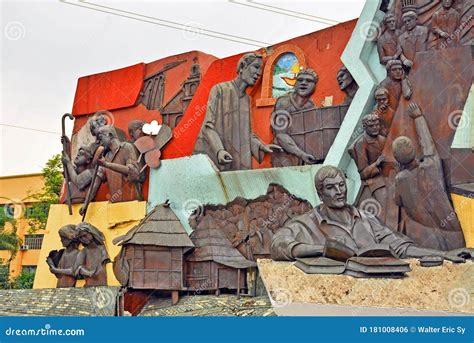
[257,259,473,316]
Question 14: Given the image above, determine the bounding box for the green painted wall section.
[452,84,474,149]
[324,0,386,203]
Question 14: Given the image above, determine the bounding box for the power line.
[0,124,61,135]
[59,0,271,48]
[228,0,340,26]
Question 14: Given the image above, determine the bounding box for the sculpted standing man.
[432,0,461,49]
[336,66,359,105]
[377,13,402,65]
[128,120,146,143]
[392,103,466,250]
[348,114,390,222]
[61,145,95,204]
[47,224,80,288]
[398,11,428,70]
[194,53,282,171]
[79,126,142,215]
[271,165,472,262]
[271,68,320,167]
[380,60,413,111]
[373,87,394,136]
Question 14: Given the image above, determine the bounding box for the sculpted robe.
[194,81,264,171]
[271,205,413,261]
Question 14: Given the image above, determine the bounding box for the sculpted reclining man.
[271,165,472,263]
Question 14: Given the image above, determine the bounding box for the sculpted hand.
[302,153,318,164]
[444,248,474,263]
[79,206,86,216]
[217,150,233,165]
[403,59,413,69]
[61,152,70,165]
[441,31,450,39]
[407,103,422,119]
[261,144,283,154]
[375,155,385,167]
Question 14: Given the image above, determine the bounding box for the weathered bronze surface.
[377,13,402,65]
[379,60,412,112]
[47,223,110,287]
[398,11,428,70]
[271,69,323,166]
[336,66,359,105]
[47,224,80,288]
[189,184,312,261]
[432,0,461,49]
[194,53,282,171]
[61,113,75,215]
[75,223,110,286]
[80,125,143,218]
[270,166,473,268]
[113,203,194,290]
[392,103,465,250]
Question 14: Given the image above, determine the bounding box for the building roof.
[187,227,256,269]
[113,203,194,248]
[0,287,119,316]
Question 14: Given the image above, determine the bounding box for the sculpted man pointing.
[194,53,282,171]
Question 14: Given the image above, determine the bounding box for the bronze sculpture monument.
[194,52,282,171]
[271,165,472,263]
[377,12,402,65]
[392,103,466,250]
[47,224,81,288]
[271,68,321,167]
[336,66,359,105]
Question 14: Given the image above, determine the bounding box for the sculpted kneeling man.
[271,165,472,262]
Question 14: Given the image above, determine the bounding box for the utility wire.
[228,0,340,26]
[0,124,61,135]
[59,0,271,47]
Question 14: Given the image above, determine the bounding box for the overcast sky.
[0,0,365,176]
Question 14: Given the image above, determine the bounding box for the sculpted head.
[89,111,110,137]
[384,13,397,31]
[76,222,105,246]
[402,11,418,31]
[315,166,347,209]
[375,87,390,110]
[294,68,318,98]
[336,66,354,91]
[74,145,94,167]
[128,120,146,142]
[237,53,263,87]
[442,0,453,9]
[386,60,404,81]
[362,113,381,137]
[58,224,79,248]
[392,136,416,166]
[97,125,118,150]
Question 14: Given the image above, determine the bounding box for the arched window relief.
[272,53,300,98]
[257,44,307,107]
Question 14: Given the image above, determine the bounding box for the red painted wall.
[69,20,357,201]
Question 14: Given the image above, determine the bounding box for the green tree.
[0,259,10,289]
[11,270,35,289]
[27,154,63,231]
